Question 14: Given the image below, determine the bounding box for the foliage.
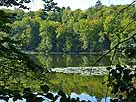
[106,65,136,102]
[95,0,103,7]
[43,0,60,12]
[0,0,61,73]
[0,0,136,102]
[0,0,31,9]
[2,4,135,53]
[0,84,84,102]
[38,20,60,51]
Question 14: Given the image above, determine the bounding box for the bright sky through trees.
[0,0,134,11]
[54,0,134,10]
[29,0,134,11]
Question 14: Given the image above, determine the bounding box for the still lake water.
[36,54,110,68]
[1,54,134,102]
[36,53,135,68]
[31,54,135,101]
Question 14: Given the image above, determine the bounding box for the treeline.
[2,4,136,52]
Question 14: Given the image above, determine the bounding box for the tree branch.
[92,32,136,67]
[92,4,136,67]
[113,1,136,21]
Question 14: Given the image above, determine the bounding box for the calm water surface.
[1,54,134,102]
[36,54,135,68]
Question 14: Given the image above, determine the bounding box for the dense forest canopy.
[1,3,135,53]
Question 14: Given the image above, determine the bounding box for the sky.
[53,0,134,10]
[29,0,134,11]
[0,0,135,11]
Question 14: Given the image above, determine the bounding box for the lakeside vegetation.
[1,3,136,54]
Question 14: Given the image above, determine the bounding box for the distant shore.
[23,51,110,55]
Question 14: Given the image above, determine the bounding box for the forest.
[1,3,136,53]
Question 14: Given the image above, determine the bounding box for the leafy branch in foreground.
[0,0,31,9]
[91,0,136,67]
[0,0,60,73]
[0,27,47,73]
[90,1,136,102]
[0,84,94,102]
[106,65,136,102]
[92,32,136,67]
[112,0,136,21]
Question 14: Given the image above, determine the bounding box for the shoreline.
[23,51,112,55]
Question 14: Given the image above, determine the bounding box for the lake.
[1,54,135,102]
[31,54,135,101]
[36,53,135,68]
[0,73,111,102]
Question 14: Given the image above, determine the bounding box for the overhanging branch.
[92,32,136,67]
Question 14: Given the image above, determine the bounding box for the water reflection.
[36,54,136,68]
[1,54,135,102]
[37,54,111,68]
[0,72,109,98]
[47,73,108,98]
[70,93,110,102]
